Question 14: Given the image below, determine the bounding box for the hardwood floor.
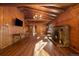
[44,39,79,56]
[0,36,79,56]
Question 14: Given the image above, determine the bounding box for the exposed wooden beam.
[0,3,74,7]
[18,6,61,14]
[42,6,64,10]
[18,6,58,16]
[18,6,58,20]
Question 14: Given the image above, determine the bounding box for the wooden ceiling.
[0,3,77,22]
[17,3,76,21]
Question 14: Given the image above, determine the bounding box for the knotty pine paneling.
[0,6,25,49]
[53,4,79,53]
[0,6,4,49]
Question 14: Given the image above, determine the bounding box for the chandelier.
[33,14,42,20]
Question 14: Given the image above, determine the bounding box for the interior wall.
[0,6,3,26]
[53,4,79,53]
[0,6,3,48]
[27,23,46,37]
[0,6,25,49]
[36,23,46,36]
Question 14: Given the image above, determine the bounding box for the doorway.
[29,24,37,36]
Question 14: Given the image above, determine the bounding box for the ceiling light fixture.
[33,14,42,20]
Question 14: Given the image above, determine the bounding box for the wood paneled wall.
[0,7,3,26]
[0,6,24,49]
[26,23,46,37]
[36,23,46,36]
[53,4,79,53]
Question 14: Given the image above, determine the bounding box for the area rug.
[34,40,49,56]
